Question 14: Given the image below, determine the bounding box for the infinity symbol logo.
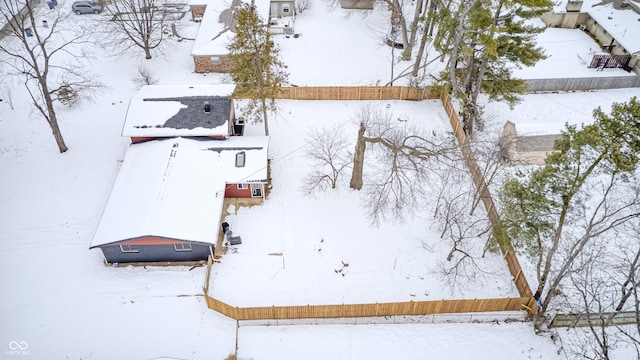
[8,341,28,351]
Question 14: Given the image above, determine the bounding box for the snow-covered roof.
[554,0,640,55]
[191,0,271,56]
[90,136,270,248]
[122,84,236,138]
[588,2,640,54]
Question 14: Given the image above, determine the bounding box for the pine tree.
[499,97,640,323]
[227,0,288,136]
[434,0,552,135]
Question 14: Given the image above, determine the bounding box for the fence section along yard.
[203,87,538,320]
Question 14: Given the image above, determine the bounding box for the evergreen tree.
[499,97,640,324]
[227,0,288,136]
[434,0,552,135]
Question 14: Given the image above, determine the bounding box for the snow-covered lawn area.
[211,99,518,307]
[480,88,640,135]
[0,0,638,359]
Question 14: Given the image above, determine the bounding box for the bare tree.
[302,126,352,194]
[432,163,496,292]
[131,62,158,88]
[349,105,458,224]
[0,0,101,152]
[295,0,312,13]
[560,229,640,360]
[106,0,181,59]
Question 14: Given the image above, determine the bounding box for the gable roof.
[90,136,270,248]
[122,84,236,138]
[191,0,271,57]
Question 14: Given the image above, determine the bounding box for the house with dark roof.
[92,83,271,264]
[122,84,243,143]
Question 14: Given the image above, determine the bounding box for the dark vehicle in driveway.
[72,1,103,14]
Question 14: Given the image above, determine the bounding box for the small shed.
[90,136,270,264]
[122,84,241,143]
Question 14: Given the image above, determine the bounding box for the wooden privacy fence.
[440,92,537,315]
[275,86,439,101]
[204,294,535,320]
[201,89,539,321]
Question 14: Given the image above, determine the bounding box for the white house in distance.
[189,0,294,73]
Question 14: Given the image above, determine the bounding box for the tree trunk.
[49,115,69,153]
[411,0,431,77]
[261,98,269,136]
[144,46,152,59]
[42,82,69,153]
[349,122,366,190]
[403,0,424,60]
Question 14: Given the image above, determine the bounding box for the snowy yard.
[1,0,638,359]
[211,99,518,307]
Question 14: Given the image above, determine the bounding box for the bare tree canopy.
[302,126,352,194]
[350,105,458,224]
[0,0,102,152]
[106,0,184,59]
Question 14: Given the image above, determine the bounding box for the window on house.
[236,151,246,167]
[210,56,220,64]
[120,244,139,253]
[237,183,248,190]
[283,4,290,13]
[174,243,193,252]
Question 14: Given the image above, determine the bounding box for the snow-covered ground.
[1,0,638,359]
[211,99,519,307]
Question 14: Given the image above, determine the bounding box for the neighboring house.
[190,0,291,73]
[90,136,270,264]
[500,121,562,165]
[541,0,640,70]
[268,0,295,34]
[122,84,243,143]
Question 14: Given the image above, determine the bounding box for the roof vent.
[204,101,211,113]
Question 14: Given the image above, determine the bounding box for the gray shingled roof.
[141,96,232,130]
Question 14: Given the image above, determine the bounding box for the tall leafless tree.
[349,105,458,224]
[0,0,101,152]
[106,0,181,59]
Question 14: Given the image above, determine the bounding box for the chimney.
[204,101,211,113]
[566,0,583,12]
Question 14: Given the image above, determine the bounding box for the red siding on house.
[224,184,253,198]
[131,136,155,143]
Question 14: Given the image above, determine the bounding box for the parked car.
[72,1,103,14]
